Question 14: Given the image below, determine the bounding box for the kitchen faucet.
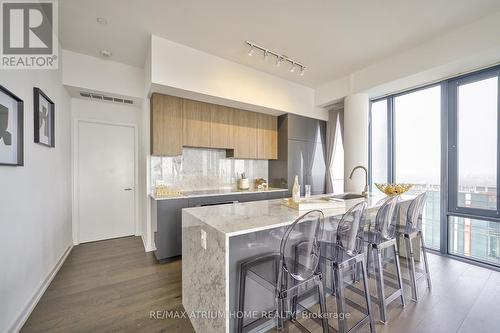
[349,165,369,197]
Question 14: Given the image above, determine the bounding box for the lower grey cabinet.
[267,191,286,200]
[153,190,286,263]
[153,198,188,263]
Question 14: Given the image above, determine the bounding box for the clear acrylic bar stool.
[320,201,376,333]
[364,195,405,324]
[397,192,432,302]
[237,210,329,333]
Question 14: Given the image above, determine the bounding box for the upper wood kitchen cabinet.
[257,113,278,160]
[232,110,258,159]
[150,93,183,156]
[210,105,234,149]
[182,99,211,148]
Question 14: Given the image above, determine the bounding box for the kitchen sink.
[325,193,366,201]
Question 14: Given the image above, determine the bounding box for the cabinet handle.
[124,188,133,191]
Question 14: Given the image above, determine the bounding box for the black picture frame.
[0,85,24,166]
[34,87,55,147]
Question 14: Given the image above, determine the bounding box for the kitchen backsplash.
[150,147,268,191]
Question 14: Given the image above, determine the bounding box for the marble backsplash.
[151,147,268,191]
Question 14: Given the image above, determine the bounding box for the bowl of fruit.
[375,183,413,196]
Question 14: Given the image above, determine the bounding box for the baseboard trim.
[9,244,73,333]
[141,234,154,252]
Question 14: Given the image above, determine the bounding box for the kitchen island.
[181,194,415,333]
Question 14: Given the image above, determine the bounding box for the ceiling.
[59,0,500,87]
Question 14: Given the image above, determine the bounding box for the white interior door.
[77,121,135,243]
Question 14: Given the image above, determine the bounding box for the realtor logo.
[1,0,58,69]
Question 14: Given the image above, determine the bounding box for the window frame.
[369,65,500,265]
[447,66,500,219]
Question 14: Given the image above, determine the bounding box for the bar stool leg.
[393,243,406,307]
[361,258,375,333]
[420,231,432,291]
[405,236,419,302]
[374,247,387,323]
[276,294,284,330]
[334,267,347,333]
[366,244,372,276]
[317,276,329,333]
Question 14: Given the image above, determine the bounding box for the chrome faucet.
[349,165,369,197]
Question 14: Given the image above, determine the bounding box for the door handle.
[124,188,133,191]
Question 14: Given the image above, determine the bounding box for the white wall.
[343,94,369,192]
[62,50,145,101]
[150,36,327,120]
[0,69,72,332]
[316,9,500,105]
[70,98,143,243]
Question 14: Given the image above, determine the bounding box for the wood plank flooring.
[22,236,500,333]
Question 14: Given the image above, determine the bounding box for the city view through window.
[370,73,499,265]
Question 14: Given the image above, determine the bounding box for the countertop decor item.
[0,85,23,166]
[154,185,184,198]
[254,178,268,190]
[238,172,250,190]
[375,183,413,196]
[292,175,300,203]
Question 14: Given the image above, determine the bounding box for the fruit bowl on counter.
[375,183,413,196]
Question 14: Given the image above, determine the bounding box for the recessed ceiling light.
[96,17,108,25]
[99,49,112,58]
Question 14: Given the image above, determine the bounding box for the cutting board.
[281,198,345,211]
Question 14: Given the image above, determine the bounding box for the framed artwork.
[34,87,55,147]
[0,85,23,166]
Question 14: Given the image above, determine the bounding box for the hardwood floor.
[21,237,194,333]
[22,236,500,333]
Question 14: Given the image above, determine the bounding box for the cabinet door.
[257,113,278,159]
[183,99,211,148]
[233,110,258,159]
[154,198,188,261]
[210,105,234,149]
[151,94,183,156]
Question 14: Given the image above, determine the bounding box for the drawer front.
[267,191,286,200]
[188,195,240,207]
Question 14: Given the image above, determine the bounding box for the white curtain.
[325,104,344,193]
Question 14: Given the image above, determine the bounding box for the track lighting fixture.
[245,41,306,77]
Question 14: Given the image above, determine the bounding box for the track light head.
[276,56,283,67]
[300,66,306,76]
[290,63,296,73]
[264,50,269,61]
[247,45,254,56]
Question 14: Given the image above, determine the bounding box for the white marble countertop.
[150,187,288,201]
[183,193,416,237]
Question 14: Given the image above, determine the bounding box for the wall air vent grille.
[79,91,134,105]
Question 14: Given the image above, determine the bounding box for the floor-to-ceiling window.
[448,68,500,265]
[369,86,442,250]
[394,86,442,249]
[370,99,388,194]
[370,65,500,267]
